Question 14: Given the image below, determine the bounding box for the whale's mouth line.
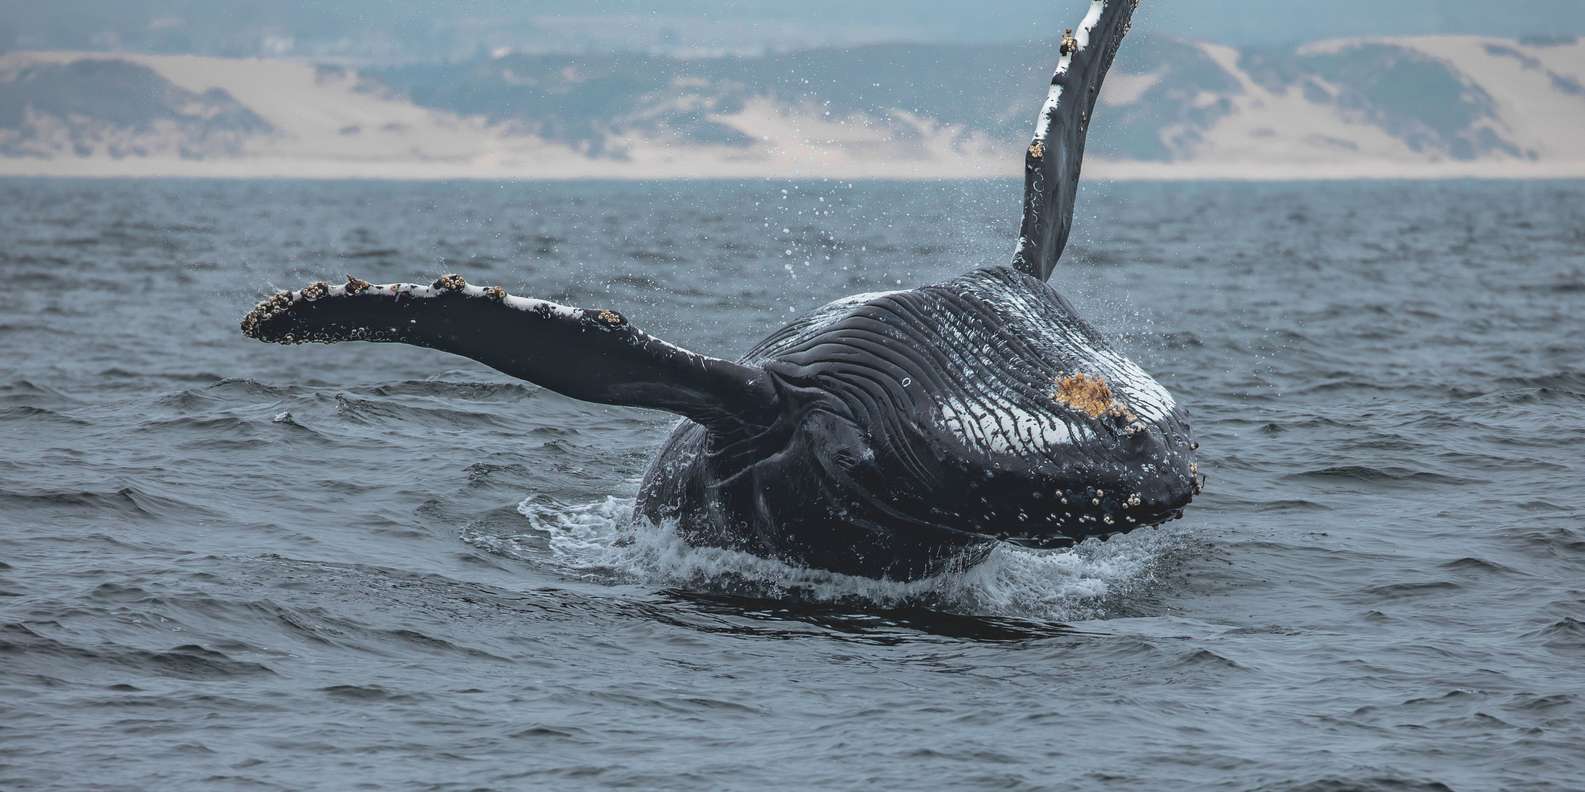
[992,506,1189,549]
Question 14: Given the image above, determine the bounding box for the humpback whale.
[241,0,1200,580]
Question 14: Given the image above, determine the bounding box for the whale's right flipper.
[241,275,778,434]
[1012,0,1137,282]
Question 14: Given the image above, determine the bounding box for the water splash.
[462,494,1184,622]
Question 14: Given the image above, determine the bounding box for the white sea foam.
[473,493,1184,622]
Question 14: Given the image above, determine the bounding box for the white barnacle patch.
[1033,85,1065,142]
[1031,0,1108,143]
[501,291,596,321]
[362,281,585,321]
[1076,0,1106,49]
[242,274,598,342]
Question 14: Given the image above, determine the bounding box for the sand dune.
[4,37,1584,180]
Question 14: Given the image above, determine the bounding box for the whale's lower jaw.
[635,372,1198,583]
[637,486,1184,582]
[637,502,1192,582]
[665,510,1001,582]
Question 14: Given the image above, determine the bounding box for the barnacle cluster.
[1054,372,1140,426]
[433,273,467,292]
[240,291,295,339]
[1054,372,1113,417]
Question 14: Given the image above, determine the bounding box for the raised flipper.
[1012,0,1138,282]
[240,275,778,434]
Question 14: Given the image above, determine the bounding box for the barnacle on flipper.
[300,281,329,301]
[345,275,371,294]
[240,290,293,338]
[433,273,467,292]
[1028,141,1046,159]
[484,286,507,302]
[1060,28,1078,56]
[596,309,627,327]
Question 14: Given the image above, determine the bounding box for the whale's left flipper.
[1013,0,1137,282]
[241,276,778,433]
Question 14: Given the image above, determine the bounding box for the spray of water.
[460,494,1183,622]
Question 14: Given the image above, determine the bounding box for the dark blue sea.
[2,178,1583,790]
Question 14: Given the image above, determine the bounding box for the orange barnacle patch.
[1028,140,1045,159]
[1054,372,1116,418]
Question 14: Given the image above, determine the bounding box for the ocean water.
[2,177,1583,790]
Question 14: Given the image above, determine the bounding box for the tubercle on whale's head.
[920,366,1198,544]
[978,422,1200,550]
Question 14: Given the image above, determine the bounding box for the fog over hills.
[4,4,1585,180]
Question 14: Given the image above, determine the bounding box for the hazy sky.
[6,0,1584,59]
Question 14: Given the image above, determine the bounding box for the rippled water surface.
[3,178,1584,790]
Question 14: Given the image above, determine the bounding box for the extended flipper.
[241,275,778,433]
[1012,0,1138,281]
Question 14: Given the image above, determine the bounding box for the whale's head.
[777,357,1200,552]
[932,364,1203,547]
[734,271,1200,561]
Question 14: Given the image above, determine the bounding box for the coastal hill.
[4,34,1584,180]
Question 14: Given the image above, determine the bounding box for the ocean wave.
[1283,465,1480,488]
[0,623,275,680]
[331,392,515,429]
[0,485,213,521]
